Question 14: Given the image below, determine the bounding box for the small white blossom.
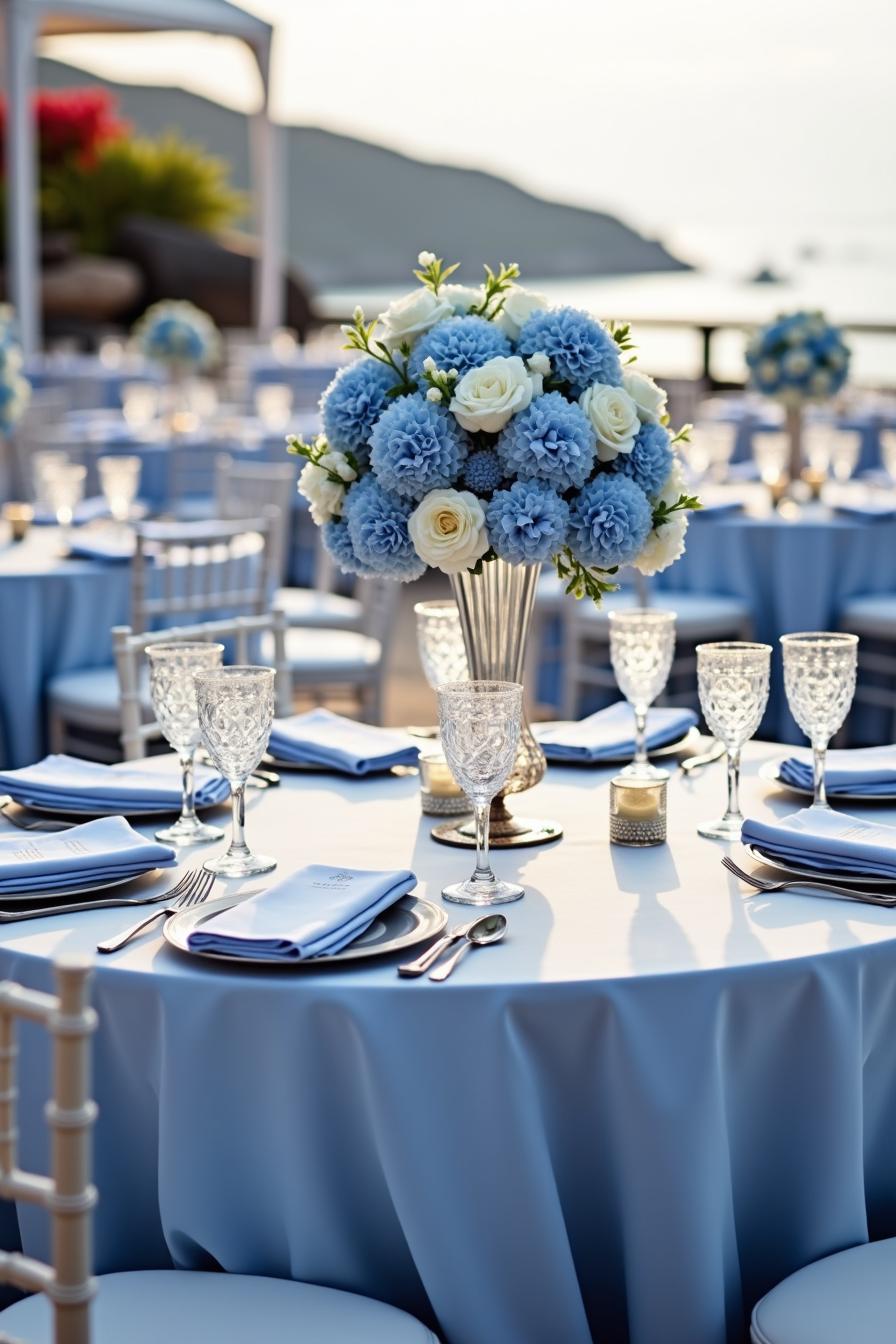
[352,306,364,323]
[418,250,437,267]
[526,352,551,377]
[298,461,347,526]
[422,356,438,373]
[426,387,443,403]
[319,449,357,483]
[448,368,459,380]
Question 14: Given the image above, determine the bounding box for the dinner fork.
[0,799,73,833]
[96,867,216,953]
[720,855,896,907]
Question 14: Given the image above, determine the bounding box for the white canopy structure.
[1,0,283,353]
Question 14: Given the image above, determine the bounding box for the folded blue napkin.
[0,816,175,895]
[833,502,896,521]
[0,755,229,815]
[267,709,419,775]
[537,703,697,764]
[67,530,134,563]
[187,864,417,960]
[741,807,896,879]
[778,747,896,798]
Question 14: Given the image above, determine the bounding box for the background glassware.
[97,455,142,525]
[696,642,771,840]
[881,429,896,483]
[609,609,677,778]
[121,381,159,431]
[147,643,226,845]
[31,451,67,511]
[803,422,835,477]
[437,680,524,905]
[828,431,861,484]
[254,382,294,432]
[195,665,276,876]
[752,431,789,488]
[44,462,86,551]
[781,632,858,808]
[414,600,469,690]
[691,422,735,482]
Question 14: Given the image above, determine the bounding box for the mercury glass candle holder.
[609,775,667,847]
[3,503,33,542]
[419,748,471,817]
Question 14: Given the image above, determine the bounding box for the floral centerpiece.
[287,253,700,840]
[0,306,30,437]
[133,299,220,375]
[746,310,850,482]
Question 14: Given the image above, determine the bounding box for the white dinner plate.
[0,869,163,905]
[163,892,447,967]
[744,844,896,888]
[533,723,700,765]
[759,759,896,804]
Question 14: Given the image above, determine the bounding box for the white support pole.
[251,110,284,335]
[3,0,40,354]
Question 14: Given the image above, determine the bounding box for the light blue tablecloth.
[2,755,896,1344]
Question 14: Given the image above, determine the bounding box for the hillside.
[37,58,690,291]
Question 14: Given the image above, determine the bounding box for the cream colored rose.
[494,285,548,340]
[441,283,484,315]
[632,510,689,577]
[318,449,357,483]
[408,489,489,574]
[579,382,640,461]
[449,355,539,434]
[378,287,454,348]
[622,369,667,424]
[298,461,347,526]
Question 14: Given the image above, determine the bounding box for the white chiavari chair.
[213,455,296,586]
[750,1238,896,1344]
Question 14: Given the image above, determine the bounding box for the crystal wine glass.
[437,680,523,905]
[696,642,772,840]
[194,666,277,876]
[45,462,86,553]
[254,383,293,432]
[147,643,226,845]
[98,455,141,526]
[609,609,676,778]
[829,432,861,484]
[414,600,469,690]
[781,632,858,809]
[752,431,789,489]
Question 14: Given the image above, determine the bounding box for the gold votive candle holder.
[419,749,470,817]
[3,502,33,542]
[609,774,667,847]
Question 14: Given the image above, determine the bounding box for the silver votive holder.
[419,748,470,817]
[609,774,667,847]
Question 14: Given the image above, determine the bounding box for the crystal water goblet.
[781,632,858,809]
[45,463,86,553]
[696,642,772,840]
[437,680,524,905]
[121,382,159,431]
[414,599,469,690]
[752,432,789,489]
[194,666,277,876]
[254,383,293,432]
[98,455,141,526]
[881,429,896,483]
[147,643,226,846]
[609,609,677,778]
[829,432,860,484]
[31,451,67,511]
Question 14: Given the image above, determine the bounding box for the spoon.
[680,740,726,774]
[428,913,507,982]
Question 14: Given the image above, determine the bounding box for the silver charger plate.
[745,844,896,889]
[9,797,223,821]
[262,755,417,779]
[759,759,896,804]
[0,868,164,906]
[164,892,447,967]
[533,722,700,765]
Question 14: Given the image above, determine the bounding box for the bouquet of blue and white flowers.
[746,310,850,406]
[133,300,221,373]
[0,306,30,437]
[288,253,700,603]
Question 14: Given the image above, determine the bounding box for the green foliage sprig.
[339,307,416,397]
[652,492,702,531]
[413,252,460,294]
[554,547,619,602]
[470,261,521,319]
[285,432,358,483]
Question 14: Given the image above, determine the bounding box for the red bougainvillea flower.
[0,88,128,172]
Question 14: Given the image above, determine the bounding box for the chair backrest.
[130,514,277,634]
[0,958,96,1344]
[358,578,400,643]
[113,610,292,760]
[214,455,297,584]
[166,441,226,509]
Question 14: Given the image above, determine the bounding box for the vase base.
[431,816,563,849]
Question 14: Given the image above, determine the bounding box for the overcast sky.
[42,0,896,270]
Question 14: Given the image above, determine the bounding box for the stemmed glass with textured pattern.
[781,632,858,809]
[609,609,677,778]
[147,643,225,846]
[696,642,771,840]
[414,600,469,690]
[195,666,276,877]
[437,680,523,905]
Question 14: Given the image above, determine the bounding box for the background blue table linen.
[779,746,896,797]
[188,864,417,959]
[267,709,420,775]
[538,703,697,763]
[0,755,229,814]
[0,816,174,894]
[742,806,896,877]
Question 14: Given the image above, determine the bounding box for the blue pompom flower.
[321,518,377,578]
[408,316,511,383]
[486,481,569,565]
[613,423,673,496]
[496,392,596,492]
[516,307,621,394]
[321,359,395,462]
[343,478,426,581]
[567,475,652,569]
[369,394,469,501]
[463,449,505,494]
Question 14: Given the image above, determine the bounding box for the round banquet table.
[657,495,896,742]
[1,748,896,1344]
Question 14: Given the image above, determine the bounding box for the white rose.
[632,510,689,577]
[622,369,667,424]
[298,461,347,526]
[579,382,640,461]
[441,283,484,315]
[378,287,453,348]
[494,285,548,340]
[758,358,780,384]
[783,349,811,377]
[318,449,357,483]
[408,489,489,574]
[526,352,551,377]
[449,355,540,434]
